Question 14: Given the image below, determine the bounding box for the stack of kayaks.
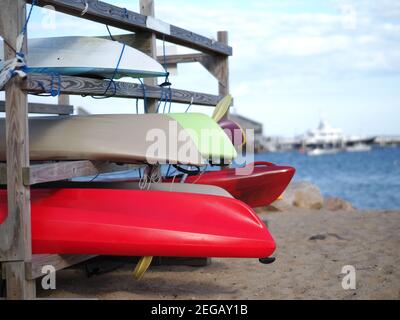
[0,36,296,276]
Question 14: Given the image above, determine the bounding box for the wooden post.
[0,0,36,299]
[217,31,230,97]
[139,0,158,113]
[198,31,231,101]
[58,94,70,107]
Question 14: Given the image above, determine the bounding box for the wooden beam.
[26,254,96,280]
[0,0,36,300]
[1,161,142,186]
[21,73,222,106]
[3,262,35,299]
[101,35,206,66]
[0,0,32,262]
[27,0,232,56]
[156,53,205,65]
[138,0,158,113]
[0,101,73,115]
[20,161,140,186]
[199,32,230,97]
[217,31,230,97]
[58,94,70,106]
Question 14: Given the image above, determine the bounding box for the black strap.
[172,165,200,176]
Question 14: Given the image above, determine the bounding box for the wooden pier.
[0,0,232,299]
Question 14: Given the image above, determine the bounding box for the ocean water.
[254,147,400,210]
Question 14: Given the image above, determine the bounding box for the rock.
[309,233,348,241]
[309,234,327,241]
[324,197,356,212]
[281,181,324,210]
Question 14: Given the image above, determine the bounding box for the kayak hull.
[168,162,296,208]
[0,189,275,258]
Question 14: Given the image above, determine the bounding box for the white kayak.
[0,36,167,79]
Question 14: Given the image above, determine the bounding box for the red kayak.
[167,162,295,208]
[0,189,275,258]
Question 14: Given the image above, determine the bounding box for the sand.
[37,209,400,300]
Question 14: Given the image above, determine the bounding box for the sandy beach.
[37,208,400,300]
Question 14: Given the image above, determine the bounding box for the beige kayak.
[0,113,236,166]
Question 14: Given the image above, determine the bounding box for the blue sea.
[254,147,400,210]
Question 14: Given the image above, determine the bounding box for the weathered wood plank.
[20,161,141,186]
[138,0,158,113]
[26,254,96,280]
[3,262,36,299]
[157,53,206,65]
[22,73,222,106]
[0,0,32,262]
[99,35,208,67]
[217,32,230,97]
[27,0,232,56]
[58,94,70,106]
[1,161,143,185]
[0,0,36,300]
[0,101,73,115]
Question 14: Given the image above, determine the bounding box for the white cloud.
[267,35,351,56]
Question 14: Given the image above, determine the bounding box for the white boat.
[297,119,344,156]
[306,148,340,156]
[297,119,375,156]
[0,36,167,79]
[346,143,372,153]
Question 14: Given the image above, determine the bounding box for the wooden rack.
[0,0,231,299]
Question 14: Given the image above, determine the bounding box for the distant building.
[229,114,265,153]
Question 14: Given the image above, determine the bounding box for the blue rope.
[10,0,62,97]
[50,73,61,97]
[31,73,61,97]
[104,43,125,94]
[91,43,126,99]
[157,86,166,113]
[168,86,172,112]
[138,78,148,113]
[185,99,193,113]
[157,35,172,113]
[106,25,115,41]
[22,0,37,36]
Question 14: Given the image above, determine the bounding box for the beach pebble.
[283,181,324,210]
[324,197,356,211]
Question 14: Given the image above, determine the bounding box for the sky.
[1,0,399,137]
